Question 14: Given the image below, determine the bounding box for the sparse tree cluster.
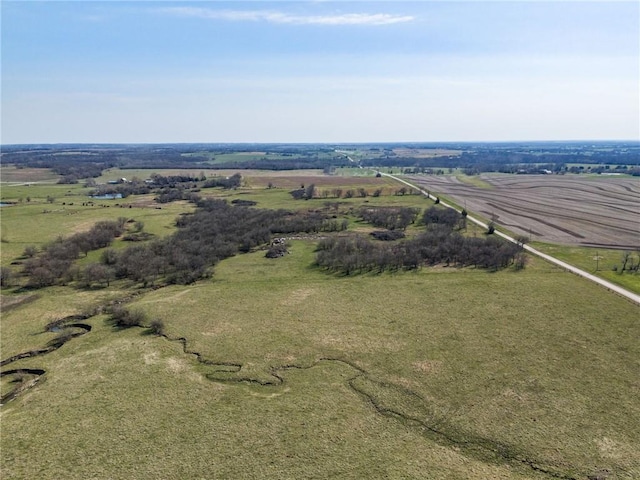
[0,266,15,287]
[94,199,348,287]
[616,251,640,273]
[289,183,316,200]
[203,173,242,189]
[110,305,147,328]
[155,188,201,204]
[18,198,351,289]
[22,219,127,288]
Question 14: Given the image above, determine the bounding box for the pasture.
[1,169,639,479]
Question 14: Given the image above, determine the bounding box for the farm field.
[406,174,640,249]
[1,168,639,480]
[0,166,60,184]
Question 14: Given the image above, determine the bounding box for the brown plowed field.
[406,174,640,248]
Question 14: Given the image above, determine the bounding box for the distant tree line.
[210,158,352,171]
[4,144,637,181]
[291,186,418,201]
[361,149,639,175]
[149,173,204,186]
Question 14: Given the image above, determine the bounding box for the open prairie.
[406,174,640,248]
[2,242,639,479]
[2,171,639,480]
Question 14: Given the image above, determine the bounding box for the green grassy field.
[1,170,639,479]
[0,195,193,266]
[531,243,640,294]
[456,175,494,189]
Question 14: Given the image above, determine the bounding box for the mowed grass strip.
[532,242,640,294]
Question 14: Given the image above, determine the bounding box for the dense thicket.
[358,206,420,230]
[316,207,521,274]
[370,230,405,241]
[316,228,522,274]
[422,206,466,230]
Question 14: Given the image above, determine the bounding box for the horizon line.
[3,139,640,147]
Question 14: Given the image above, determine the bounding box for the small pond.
[90,194,123,200]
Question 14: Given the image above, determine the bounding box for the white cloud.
[160,7,414,26]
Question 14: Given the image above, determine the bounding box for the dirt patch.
[166,357,188,373]
[280,288,314,306]
[412,359,442,374]
[595,437,634,461]
[0,294,39,312]
[143,352,160,365]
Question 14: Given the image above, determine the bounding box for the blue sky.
[2,1,638,143]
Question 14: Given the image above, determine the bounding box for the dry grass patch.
[412,359,443,374]
[120,243,639,479]
[0,166,60,183]
[0,293,38,312]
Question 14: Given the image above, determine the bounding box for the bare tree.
[0,266,14,287]
[83,263,114,287]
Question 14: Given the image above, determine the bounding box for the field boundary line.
[382,173,640,306]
